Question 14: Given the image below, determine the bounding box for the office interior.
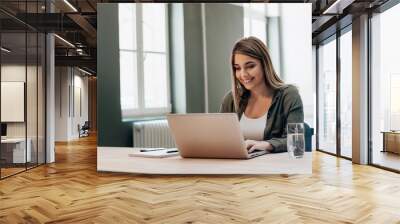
[1,0,400,222]
[0,0,97,179]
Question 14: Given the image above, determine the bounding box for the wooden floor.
[1,135,400,223]
[0,167,26,178]
[1,163,45,178]
[373,151,400,171]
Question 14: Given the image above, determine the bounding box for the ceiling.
[0,0,393,75]
[1,0,98,74]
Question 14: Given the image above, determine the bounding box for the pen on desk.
[140,148,165,152]
[166,150,178,153]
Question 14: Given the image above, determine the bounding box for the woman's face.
[233,53,265,91]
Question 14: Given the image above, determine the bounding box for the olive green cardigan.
[219,85,304,153]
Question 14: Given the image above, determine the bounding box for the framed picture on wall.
[1,81,25,122]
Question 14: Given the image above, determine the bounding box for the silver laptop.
[166,113,267,159]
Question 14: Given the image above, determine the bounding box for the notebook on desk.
[129,148,179,158]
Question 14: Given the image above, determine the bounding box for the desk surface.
[1,138,27,143]
[381,131,400,134]
[97,147,312,175]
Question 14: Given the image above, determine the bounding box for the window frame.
[315,24,353,161]
[119,3,171,120]
[369,1,400,173]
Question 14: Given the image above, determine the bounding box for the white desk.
[1,138,31,163]
[97,147,312,175]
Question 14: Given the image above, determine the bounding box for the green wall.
[183,4,206,113]
[170,3,243,113]
[205,4,243,112]
[97,4,132,147]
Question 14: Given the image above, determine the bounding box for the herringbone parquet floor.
[1,134,400,224]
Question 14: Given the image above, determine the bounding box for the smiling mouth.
[242,77,255,84]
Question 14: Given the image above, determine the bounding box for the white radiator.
[133,120,176,148]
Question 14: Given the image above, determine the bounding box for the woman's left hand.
[245,140,273,153]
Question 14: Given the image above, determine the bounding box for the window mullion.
[249,8,253,34]
[136,4,145,111]
[165,5,172,111]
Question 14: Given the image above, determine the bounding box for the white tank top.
[239,111,267,141]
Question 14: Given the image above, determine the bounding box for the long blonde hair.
[230,36,284,111]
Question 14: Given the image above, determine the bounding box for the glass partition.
[317,37,337,155]
[0,1,46,179]
[371,4,400,171]
[38,32,45,165]
[1,31,28,178]
[27,31,38,169]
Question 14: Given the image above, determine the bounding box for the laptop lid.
[167,113,260,159]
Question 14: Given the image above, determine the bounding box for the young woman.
[220,36,304,153]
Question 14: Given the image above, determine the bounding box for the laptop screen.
[1,123,7,137]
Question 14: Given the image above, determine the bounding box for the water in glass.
[287,123,305,158]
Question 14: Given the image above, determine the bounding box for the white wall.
[55,67,89,141]
[55,66,68,141]
[1,65,39,138]
[279,4,314,128]
[1,65,26,140]
[72,73,89,138]
[1,64,46,163]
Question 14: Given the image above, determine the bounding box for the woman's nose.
[240,70,250,79]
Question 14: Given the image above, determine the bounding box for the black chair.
[304,122,314,152]
[79,121,90,138]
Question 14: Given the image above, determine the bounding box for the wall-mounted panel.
[1,82,25,122]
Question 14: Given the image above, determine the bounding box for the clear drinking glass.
[287,123,305,158]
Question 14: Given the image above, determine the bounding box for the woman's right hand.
[244,140,258,152]
[244,139,258,153]
[245,139,273,153]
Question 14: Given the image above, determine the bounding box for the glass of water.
[287,123,305,158]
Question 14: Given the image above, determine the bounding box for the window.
[340,29,352,158]
[317,28,352,159]
[118,3,171,119]
[243,4,267,44]
[371,3,400,171]
[390,74,400,129]
[318,37,337,154]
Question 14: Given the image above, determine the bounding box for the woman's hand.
[244,140,273,153]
